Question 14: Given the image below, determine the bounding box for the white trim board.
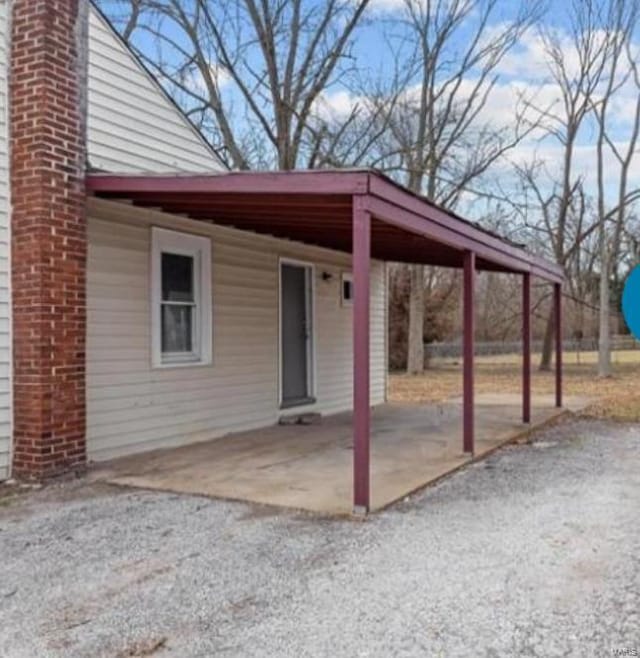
[150,227,212,369]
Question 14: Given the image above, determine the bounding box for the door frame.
[278,257,317,409]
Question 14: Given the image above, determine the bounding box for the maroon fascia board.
[365,196,562,282]
[366,176,563,282]
[87,170,369,196]
[86,170,564,283]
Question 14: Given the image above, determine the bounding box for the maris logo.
[621,266,640,340]
[612,649,639,657]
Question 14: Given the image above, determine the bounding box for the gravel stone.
[0,418,638,657]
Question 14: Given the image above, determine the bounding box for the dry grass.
[388,350,640,421]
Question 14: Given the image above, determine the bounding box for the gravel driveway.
[1,418,638,657]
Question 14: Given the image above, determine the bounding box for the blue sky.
[99,0,640,221]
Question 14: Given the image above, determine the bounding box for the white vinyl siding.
[87,6,222,173]
[87,198,386,462]
[0,1,10,480]
[0,2,224,481]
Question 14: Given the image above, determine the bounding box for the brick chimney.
[10,0,89,478]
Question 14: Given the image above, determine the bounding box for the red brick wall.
[10,0,88,478]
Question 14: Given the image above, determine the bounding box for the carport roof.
[86,168,564,283]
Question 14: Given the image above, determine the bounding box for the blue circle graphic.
[622,265,640,340]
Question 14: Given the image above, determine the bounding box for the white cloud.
[313,89,362,120]
[318,16,640,203]
[365,0,409,12]
[210,62,232,88]
[187,62,233,95]
[495,30,556,80]
[366,0,462,13]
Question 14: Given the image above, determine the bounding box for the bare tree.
[98,0,373,170]
[99,0,150,40]
[592,0,640,376]
[375,0,540,374]
[515,0,615,370]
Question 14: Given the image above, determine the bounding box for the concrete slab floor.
[91,393,590,515]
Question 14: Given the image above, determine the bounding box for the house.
[0,0,563,513]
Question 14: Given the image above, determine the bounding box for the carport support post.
[463,251,475,455]
[554,282,563,408]
[522,273,531,424]
[352,197,371,514]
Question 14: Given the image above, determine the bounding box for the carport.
[87,169,565,514]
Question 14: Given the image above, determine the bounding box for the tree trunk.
[539,309,553,371]
[407,264,425,374]
[598,231,612,377]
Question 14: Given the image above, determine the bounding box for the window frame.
[341,272,354,307]
[151,227,212,368]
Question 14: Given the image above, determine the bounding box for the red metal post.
[352,196,371,514]
[554,282,563,408]
[463,251,475,455]
[522,273,531,423]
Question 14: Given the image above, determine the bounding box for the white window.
[341,272,353,306]
[151,227,212,367]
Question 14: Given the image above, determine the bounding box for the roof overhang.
[86,169,564,284]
